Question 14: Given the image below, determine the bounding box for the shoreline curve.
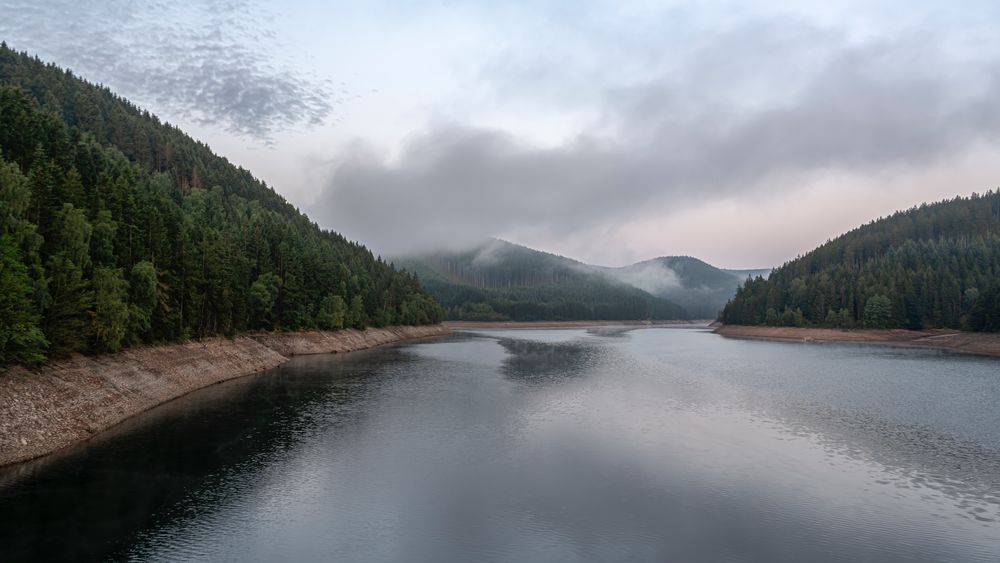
[0,325,451,467]
[713,324,1000,359]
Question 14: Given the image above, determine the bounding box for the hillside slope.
[0,44,441,365]
[603,256,762,318]
[721,192,1000,331]
[397,240,690,321]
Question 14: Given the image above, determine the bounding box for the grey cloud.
[1,0,333,141]
[312,24,1000,256]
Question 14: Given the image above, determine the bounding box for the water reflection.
[759,400,1000,521]
[619,329,1000,525]
[1,329,1000,562]
[0,347,414,562]
[498,337,600,385]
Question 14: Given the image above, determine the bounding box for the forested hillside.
[397,240,689,321]
[0,44,441,364]
[721,192,1000,331]
[603,256,763,318]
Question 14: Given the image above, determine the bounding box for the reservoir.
[2,327,999,561]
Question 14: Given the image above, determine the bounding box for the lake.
[1,326,999,562]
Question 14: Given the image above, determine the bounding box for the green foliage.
[0,236,48,364]
[43,204,93,355]
[91,268,129,352]
[249,273,281,327]
[722,192,1000,332]
[825,309,839,327]
[780,307,804,327]
[90,209,117,267]
[967,283,1000,332]
[348,295,367,329]
[316,295,346,330]
[399,240,689,322]
[127,261,157,343]
[839,308,853,329]
[862,295,892,329]
[457,301,508,322]
[763,308,777,325]
[0,45,443,365]
[614,256,756,318]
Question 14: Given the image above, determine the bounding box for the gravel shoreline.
[0,325,451,467]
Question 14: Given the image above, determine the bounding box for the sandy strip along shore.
[446,320,712,329]
[713,324,1000,358]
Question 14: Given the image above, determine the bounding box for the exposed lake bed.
[2,326,999,561]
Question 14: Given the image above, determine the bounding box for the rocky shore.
[0,325,451,466]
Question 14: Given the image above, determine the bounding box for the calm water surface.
[2,327,1000,561]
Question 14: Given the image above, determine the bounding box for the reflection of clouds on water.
[621,327,1000,524]
[400,422,974,563]
[5,328,1000,561]
[756,400,1000,523]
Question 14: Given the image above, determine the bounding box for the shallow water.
[2,327,999,562]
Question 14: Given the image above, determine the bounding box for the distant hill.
[397,240,689,321]
[721,192,1000,331]
[0,45,441,364]
[399,240,759,321]
[602,257,769,318]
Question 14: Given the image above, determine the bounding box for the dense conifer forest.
[398,240,689,321]
[721,192,1000,331]
[0,45,442,365]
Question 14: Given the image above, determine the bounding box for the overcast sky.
[4,0,1000,268]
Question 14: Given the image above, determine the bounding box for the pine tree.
[0,236,48,364]
[348,295,366,329]
[863,295,893,329]
[316,294,346,330]
[91,267,129,352]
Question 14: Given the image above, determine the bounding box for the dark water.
[2,327,1000,562]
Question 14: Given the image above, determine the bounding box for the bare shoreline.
[713,324,1000,359]
[0,325,451,467]
[445,320,713,329]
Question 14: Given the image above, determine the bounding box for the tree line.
[400,240,690,322]
[0,45,441,365]
[721,192,1000,331]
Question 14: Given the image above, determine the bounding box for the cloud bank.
[6,0,1000,266]
[311,22,1000,260]
[1,0,333,141]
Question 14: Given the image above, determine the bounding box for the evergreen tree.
[249,273,281,328]
[91,268,129,352]
[0,45,443,365]
[722,192,1000,332]
[0,236,48,364]
[127,260,157,343]
[863,295,893,329]
[43,204,93,354]
[348,295,366,329]
[968,284,1000,332]
[316,295,346,330]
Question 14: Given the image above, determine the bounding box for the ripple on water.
[3,328,1000,562]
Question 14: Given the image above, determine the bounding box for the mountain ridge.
[398,239,762,321]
